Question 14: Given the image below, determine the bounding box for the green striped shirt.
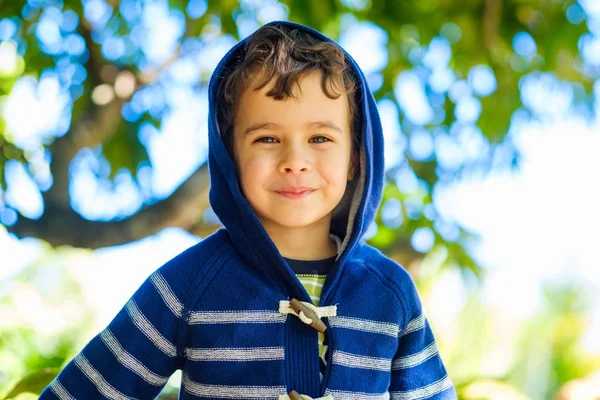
[297,273,328,361]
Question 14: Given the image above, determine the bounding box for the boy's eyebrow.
[244,122,279,135]
[308,121,344,133]
[244,121,343,135]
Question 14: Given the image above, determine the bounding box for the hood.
[207,20,384,303]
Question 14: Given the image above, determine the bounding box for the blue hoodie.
[41,21,456,400]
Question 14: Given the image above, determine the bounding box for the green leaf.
[102,120,150,180]
[168,0,188,12]
[63,0,85,15]
[368,224,398,248]
[2,368,61,399]
[0,159,5,191]
[0,2,23,19]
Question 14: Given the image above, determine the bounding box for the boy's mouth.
[274,186,316,198]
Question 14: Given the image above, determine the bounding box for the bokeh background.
[1,0,600,398]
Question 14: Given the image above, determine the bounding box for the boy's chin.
[258,212,332,231]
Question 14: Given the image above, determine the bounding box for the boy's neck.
[259,216,337,261]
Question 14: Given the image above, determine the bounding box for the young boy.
[41,21,456,399]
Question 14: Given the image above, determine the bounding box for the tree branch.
[483,0,503,50]
[10,17,206,247]
[42,20,185,229]
[45,99,124,208]
[43,20,126,209]
[7,163,210,248]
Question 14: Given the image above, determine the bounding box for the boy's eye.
[255,137,278,144]
[309,136,331,143]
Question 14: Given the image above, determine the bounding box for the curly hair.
[216,24,362,156]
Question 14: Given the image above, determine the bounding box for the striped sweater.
[40,20,456,400]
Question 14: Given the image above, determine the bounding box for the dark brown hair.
[216,24,362,156]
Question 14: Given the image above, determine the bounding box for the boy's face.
[232,71,356,233]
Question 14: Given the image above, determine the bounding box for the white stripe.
[310,295,321,302]
[392,342,439,370]
[126,300,177,357]
[325,389,390,400]
[279,301,337,318]
[49,380,75,400]
[328,316,399,337]
[279,395,333,400]
[186,346,284,361]
[182,373,285,398]
[188,310,287,324]
[74,354,135,400]
[332,350,391,371]
[390,375,454,400]
[150,272,183,317]
[298,279,324,288]
[402,314,425,336]
[100,329,169,386]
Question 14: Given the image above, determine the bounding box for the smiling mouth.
[274,189,316,199]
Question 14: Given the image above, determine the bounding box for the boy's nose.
[282,163,310,174]
[279,149,311,174]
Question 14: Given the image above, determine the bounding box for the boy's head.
[216,24,362,234]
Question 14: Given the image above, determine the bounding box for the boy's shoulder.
[354,242,422,315]
[152,228,233,293]
[355,242,415,287]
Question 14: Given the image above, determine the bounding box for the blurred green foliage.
[2,369,61,400]
[508,283,600,398]
[0,245,92,397]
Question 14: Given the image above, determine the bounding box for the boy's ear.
[347,151,359,181]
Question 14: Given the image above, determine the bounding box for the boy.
[41,21,456,399]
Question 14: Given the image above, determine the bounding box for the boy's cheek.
[238,162,273,197]
[238,156,271,178]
